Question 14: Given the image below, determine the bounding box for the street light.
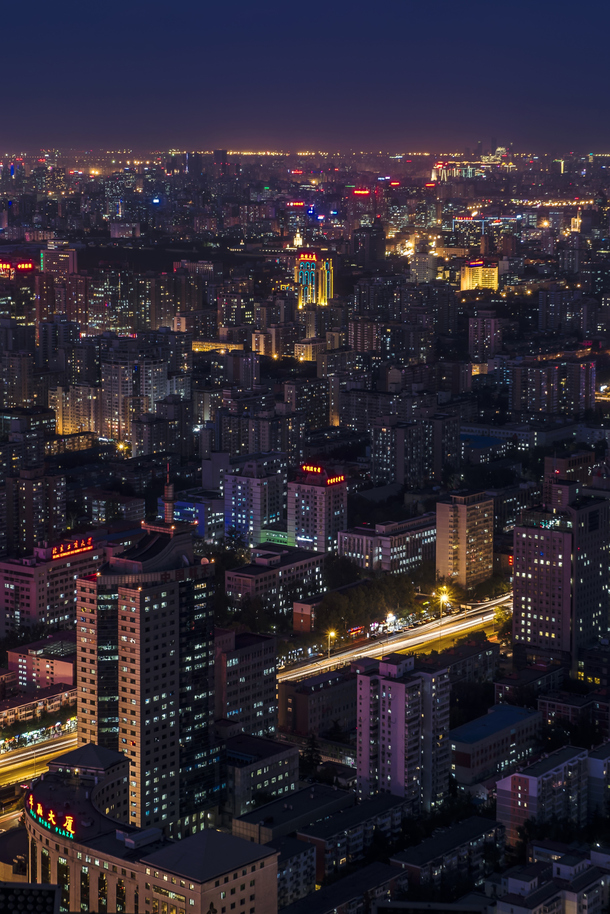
[327,630,336,660]
[438,587,449,642]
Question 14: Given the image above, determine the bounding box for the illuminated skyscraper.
[76,483,217,837]
[295,250,333,308]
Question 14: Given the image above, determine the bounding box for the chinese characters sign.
[27,794,75,839]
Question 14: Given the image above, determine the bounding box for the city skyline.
[6,0,610,152]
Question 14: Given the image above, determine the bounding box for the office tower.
[357,653,451,814]
[34,273,56,325]
[0,536,104,636]
[295,250,333,308]
[5,466,66,555]
[460,261,499,291]
[76,485,217,837]
[468,310,502,362]
[41,246,78,279]
[436,491,493,589]
[512,481,610,669]
[131,413,168,457]
[224,454,287,547]
[37,316,80,371]
[287,465,347,553]
[496,746,588,846]
[214,629,277,735]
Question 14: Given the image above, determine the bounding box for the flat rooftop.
[391,817,502,868]
[226,734,296,767]
[296,794,407,840]
[517,746,586,778]
[142,831,275,883]
[449,705,539,745]
[236,783,352,828]
[280,862,401,914]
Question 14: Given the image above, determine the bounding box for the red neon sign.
[288,201,305,207]
[326,475,345,486]
[52,536,94,560]
[353,189,370,195]
[301,465,322,474]
[389,182,400,186]
[299,253,317,262]
[27,794,75,838]
[16,262,34,270]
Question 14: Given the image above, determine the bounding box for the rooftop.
[514,746,587,779]
[449,705,540,745]
[236,783,352,827]
[49,743,126,771]
[296,794,407,840]
[141,831,276,884]
[280,862,402,914]
[390,817,502,868]
[226,734,297,767]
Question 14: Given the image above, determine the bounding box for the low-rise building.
[225,734,299,818]
[337,515,436,575]
[418,639,500,684]
[268,837,316,909]
[494,857,604,914]
[496,746,589,846]
[390,817,505,888]
[280,863,407,914]
[25,744,280,914]
[449,705,541,786]
[588,742,610,818]
[537,691,594,729]
[232,784,355,844]
[278,668,357,736]
[0,684,75,728]
[7,631,75,691]
[225,545,326,614]
[296,795,409,882]
[159,488,225,542]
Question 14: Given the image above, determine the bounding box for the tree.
[300,734,322,778]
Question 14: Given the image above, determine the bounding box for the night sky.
[6,0,609,153]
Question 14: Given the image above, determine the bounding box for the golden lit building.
[460,261,499,292]
[295,250,333,307]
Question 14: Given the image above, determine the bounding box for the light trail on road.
[278,594,511,683]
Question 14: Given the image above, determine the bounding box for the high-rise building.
[435,491,493,589]
[5,466,66,555]
[295,250,333,308]
[288,465,348,553]
[41,246,78,280]
[512,481,610,669]
[76,482,218,837]
[224,454,287,547]
[100,346,168,441]
[460,261,499,291]
[468,310,502,362]
[0,536,104,635]
[357,653,451,814]
[214,629,277,736]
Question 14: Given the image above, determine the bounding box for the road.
[278,594,512,683]
[0,734,77,788]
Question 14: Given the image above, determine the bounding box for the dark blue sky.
[5,0,608,152]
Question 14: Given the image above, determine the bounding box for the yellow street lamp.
[327,630,336,660]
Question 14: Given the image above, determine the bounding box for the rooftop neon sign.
[27,794,75,839]
[52,536,94,560]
